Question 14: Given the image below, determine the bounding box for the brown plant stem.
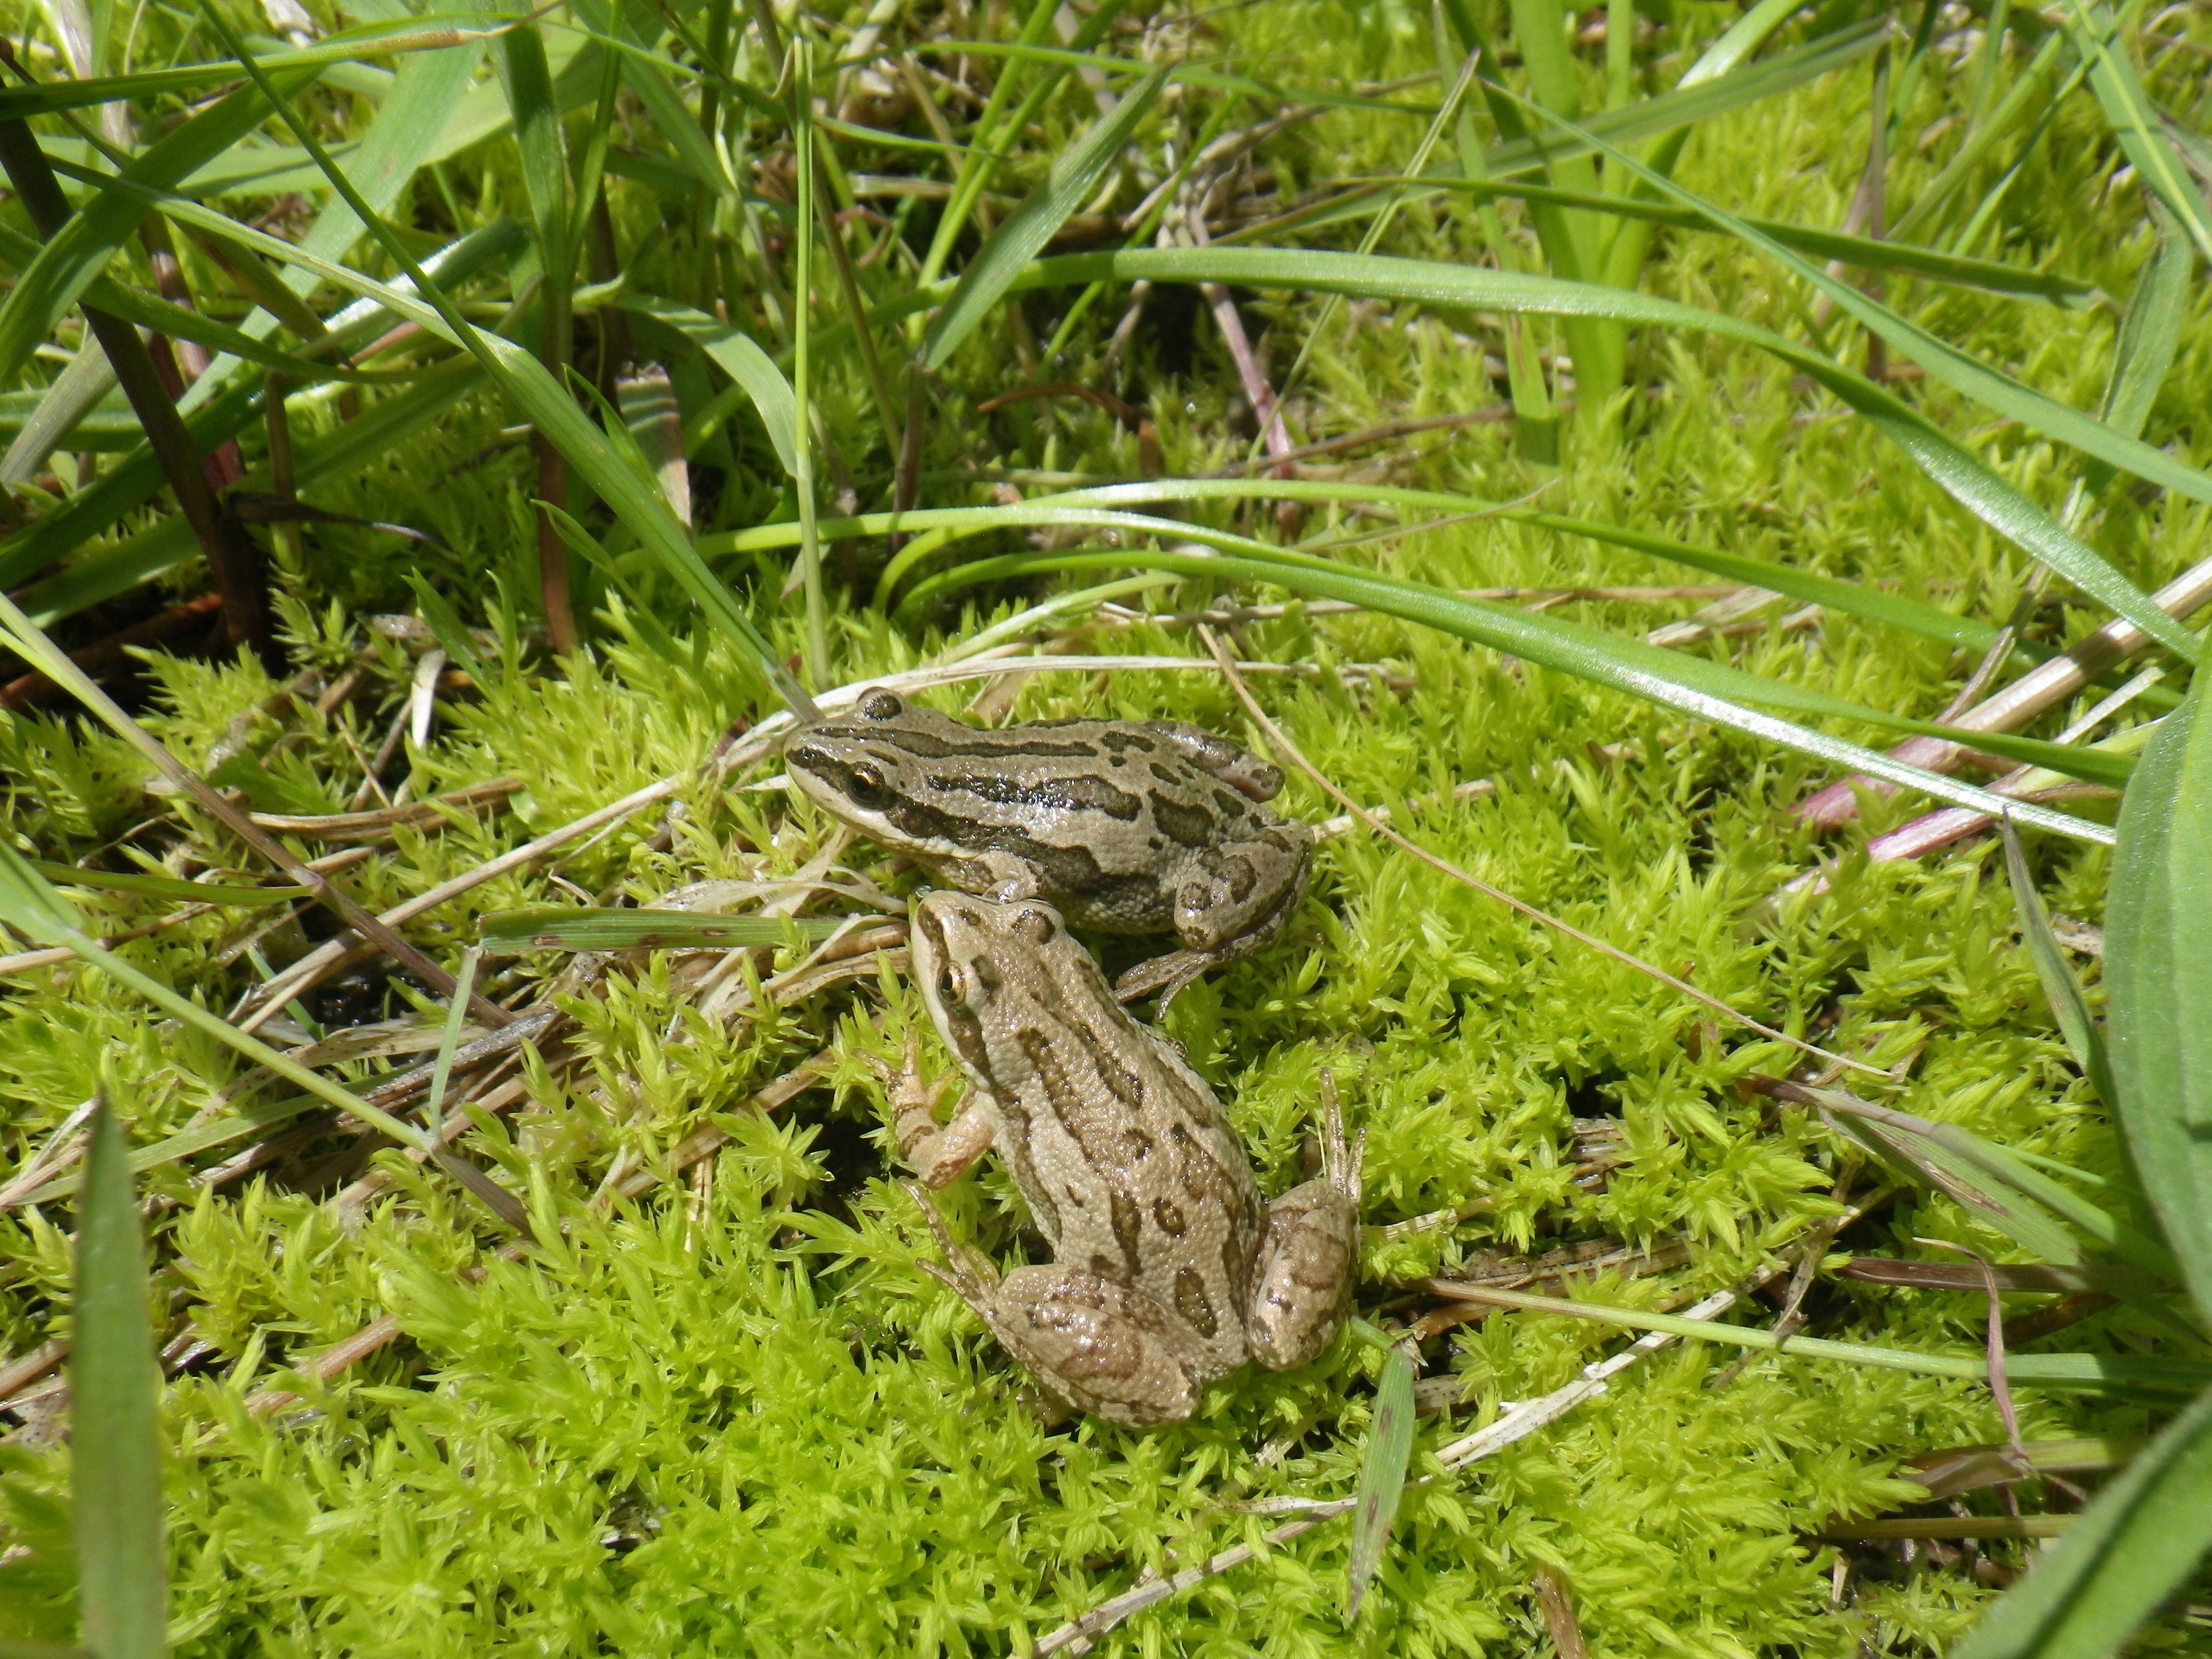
[1796,551,2212,826]
[138,210,243,486]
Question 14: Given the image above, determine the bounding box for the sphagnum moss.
[4,0,2209,1651]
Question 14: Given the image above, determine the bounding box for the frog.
[880,889,1361,1427]
[783,688,1312,1006]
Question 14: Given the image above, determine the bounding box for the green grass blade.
[1483,91,2209,661]
[2084,207,2189,494]
[27,861,312,906]
[478,909,851,953]
[1345,1343,1416,1622]
[0,336,117,485]
[794,37,825,686]
[2105,677,2212,1327]
[1806,1087,2184,1282]
[1820,1107,2091,1270]
[6,1096,323,1206]
[493,1,570,311]
[1476,20,1886,180]
[1237,176,2096,305]
[610,296,799,476]
[2002,820,2118,1107]
[977,248,2197,664]
[898,526,2127,785]
[422,947,480,1127]
[908,542,2113,841]
[567,0,732,199]
[180,32,485,406]
[2061,0,2212,264]
[0,67,323,390]
[920,68,1165,372]
[71,1097,166,1659]
[861,471,2050,666]
[1425,1284,2210,1393]
[0,15,518,117]
[1954,1385,2212,1658]
[940,475,2059,664]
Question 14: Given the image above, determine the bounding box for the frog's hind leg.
[1113,834,1311,1008]
[1246,1076,1363,1372]
[906,1187,1208,1426]
[1144,720,1285,802]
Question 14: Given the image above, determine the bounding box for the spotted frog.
[884,890,1361,1427]
[784,689,1312,1005]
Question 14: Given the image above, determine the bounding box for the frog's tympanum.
[785,689,1312,1005]
[884,890,1360,1427]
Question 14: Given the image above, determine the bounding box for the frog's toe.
[1112,948,1212,1007]
[906,1182,997,1294]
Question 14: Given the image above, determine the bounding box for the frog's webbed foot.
[905,1182,1000,1304]
[869,1031,996,1186]
[1245,1072,1363,1373]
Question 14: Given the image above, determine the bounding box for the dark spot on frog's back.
[1152,1197,1188,1238]
[1093,1051,1145,1110]
[1110,1189,1145,1274]
[1150,792,1215,849]
[931,771,1143,821]
[1099,729,1156,754]
[1172,1268,1218,1339]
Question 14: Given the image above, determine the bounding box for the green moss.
[5,0,2210,1650]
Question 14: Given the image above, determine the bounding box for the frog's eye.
[857,690,904,721]
[845,764,894,809]
[1009,907,1056,946]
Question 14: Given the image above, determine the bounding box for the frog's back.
[982,964,1263,1378]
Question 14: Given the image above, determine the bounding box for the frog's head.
[909,891,1072,1083]
[783,687,928,843]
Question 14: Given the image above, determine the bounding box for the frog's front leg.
[868,1030,996,1188]
[910,1187,1209,1426]
[1114,824,1313,1005]
[1246,1082,1363,1371]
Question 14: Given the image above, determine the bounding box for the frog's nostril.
[789,744,826,771]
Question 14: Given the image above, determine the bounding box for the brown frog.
[784,689,1312,1005]
[884,890,1361,1426]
